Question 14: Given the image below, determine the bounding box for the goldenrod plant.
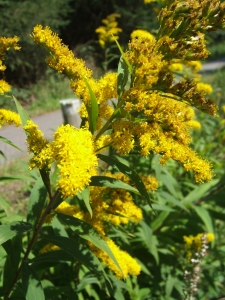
[1,0,225,298]
[95,13,122,72]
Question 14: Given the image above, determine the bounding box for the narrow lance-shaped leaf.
[192,205,214,235]
[27,176,47,227]
[0,136,23,152]
[77,186,92,218]
[22,263,45,300]
[90,175,139,195]
[57,212,123,276]
[3,236,23,295]
[0,221,33,245]
[0,196,11,216]
[82,77,98,134]
[113,38,133,75]
[0,175,34,182]
[98,154,153,209]
[13,95,30,128]
[0,150,6,159]
[117,56,131,98]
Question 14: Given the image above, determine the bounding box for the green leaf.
[27,176,47,228]
[182,180,218,207]
[2,235,22,270]
[98,154,153,209]
[161,172,178,197]
[13,95,30,127]
[51,217,68,237]
[113,39,133,75]
[151,211,170,231]
[3,236,22,294]
[192,205,214,234]
[31,250,73,266]
[165,274,174,298]
[3,256,17,295]
[42,235,111,285]
[0,196,11,216]
[152,204,174,212]
[0,150,6,159]
[140,221,159,264]
[117,56,131,97]
[77,186,92,218]
[0,221,32,245]
[90,175,139,195]
[158,191,188,211]
[82,77,98,133]
[0,175,34,182]
[57,213,123,276]
[22,263,45,300]
[0,136,23,152]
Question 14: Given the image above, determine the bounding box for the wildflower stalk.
[4,189,60,300]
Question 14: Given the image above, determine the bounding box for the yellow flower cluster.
[196,82,213,95]
[23,120,51,170]
[24,121,98,199]
[51,125,98,198]
[32,12,221,185]
[0,109,21,128]
[186,61,202,73]
[32,25,92,81]
[183,233,215,252]
[169,63,183,72]
[111,92,212,182]
[89,239,141,278]
[0,36,20,95]
[95,14,122,48]
[130,29,155,41]
[0,80,11,94]
[40,243,60,254]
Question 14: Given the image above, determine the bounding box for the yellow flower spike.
[0,109,21,127]
[130,29,155,41]
[169,63,183,72]
[0,36,20,95]
[51,125,98,199]
[186,61,202,72]
[23,120,51,170]
[196,82,213,95]
[32,25,92,81]
[0,80,11,94]
[95,14,122,48]
[186,120,201,130]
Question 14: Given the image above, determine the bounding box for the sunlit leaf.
[13,95,30,127]
[0,136,23,152]
[27,176,47,228]
[0,222,32,245]
[22,263,45,300]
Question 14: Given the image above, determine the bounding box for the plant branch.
[4,189,60,300]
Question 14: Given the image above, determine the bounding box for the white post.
[59,98,82,128]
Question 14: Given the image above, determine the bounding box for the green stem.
[95,98,125,141]
[4,190,60,300]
